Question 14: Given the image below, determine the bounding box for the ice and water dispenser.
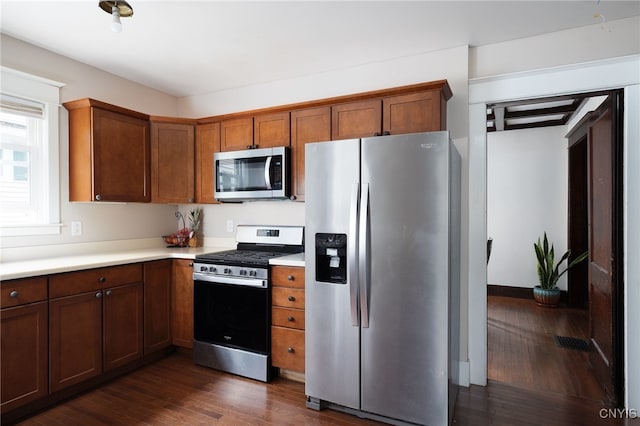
[315,233,347,284]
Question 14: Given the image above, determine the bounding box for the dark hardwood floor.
[11,297,631,425]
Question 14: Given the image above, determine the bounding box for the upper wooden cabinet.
[332,99,382,140]
[220,112,291,152]
[290,107,331,201]
[331,88,450,140]
[254,112,290,149]
[221,117,253,152]
[195,122,221,204]
[150,118,196,203]
[64,99,151,202]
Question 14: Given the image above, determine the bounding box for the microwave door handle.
[264,156,273,190]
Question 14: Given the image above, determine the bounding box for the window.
[0,68,62,236]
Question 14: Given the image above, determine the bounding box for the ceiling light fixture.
[98,1,133,33]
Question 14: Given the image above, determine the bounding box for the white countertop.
[1,244,306,281]
[269,252,305,267]
[0,246,231,281]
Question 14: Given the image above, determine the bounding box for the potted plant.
[533,232,588,307]
[187,207,203,247]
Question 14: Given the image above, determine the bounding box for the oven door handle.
[193,273,267,288]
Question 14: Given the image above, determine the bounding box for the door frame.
[467,55,640,409]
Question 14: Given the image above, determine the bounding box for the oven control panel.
[193,262,268,281]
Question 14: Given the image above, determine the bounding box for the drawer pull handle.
[99,276,106,283]
[9,290,19,298]
[287,316,294,322]
[287,347,295,353]
[288,296,296,302]
[287,275,294,281]
[105,290,113,296]
[96,292,103,299]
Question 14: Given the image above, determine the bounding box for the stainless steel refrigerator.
[305,131,461,426]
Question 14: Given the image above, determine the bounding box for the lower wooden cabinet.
[0,299,48,414]
[172,259,194,348]
[270,265,305,373]
[143,260,172,354]
[49,264,144,392]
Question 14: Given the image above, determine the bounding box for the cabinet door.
[151,122,195,203]
[221,117,253,152]
[195,122,221,204]
[271,326,305,372]
[50,291,103,393]
[1,302,48,413]
[290,107,331,201]
[254,112,290,149]
[92,108,151,202]
[172,259,194,348]
[382,90,445,134]
[103,283,143,372]
[143,260,172,354]
[331,99,381,140]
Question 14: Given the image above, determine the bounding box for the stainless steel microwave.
[214,146,289,201]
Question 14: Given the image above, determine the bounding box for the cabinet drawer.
[50,263,143,298]
[271,266,305,289]
[272,307,305,330]
[272,287,304,309]
[271,326,304,372]
[1,277,47,308]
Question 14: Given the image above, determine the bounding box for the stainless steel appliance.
[214,146,289,201]
[305,131,461,425]
[193,225,304,382]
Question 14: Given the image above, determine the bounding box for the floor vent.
[554,336,589,352]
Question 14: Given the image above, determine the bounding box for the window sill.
[0,223,63,237]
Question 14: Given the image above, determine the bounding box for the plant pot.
[533,286,561,307]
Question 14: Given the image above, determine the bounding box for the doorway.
[485,89,624,405]
[467,56,640,408]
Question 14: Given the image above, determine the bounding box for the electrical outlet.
[71,221,82,236]
[226,219,234,233]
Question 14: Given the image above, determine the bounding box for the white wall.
[487,126,569,289]
[0,34,181,250]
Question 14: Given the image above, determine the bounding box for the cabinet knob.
[96,292,103,299]
[95,194,102,201]
[99,276,106,283]
[287,275,294,281]
[189,262,194,267]
[373,132,381,137]
[105,290,113,296]
[246,145,253,149]
[188,197,194,203]
[9,290,18,298]
[288,295,296,302]
[287,316,294,322]
[289,195,297,201]
[287,347,295,353]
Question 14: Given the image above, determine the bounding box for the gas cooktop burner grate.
[196,249,286,267]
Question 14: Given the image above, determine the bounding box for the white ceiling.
[1,1,639,98]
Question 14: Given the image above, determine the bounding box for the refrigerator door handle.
[348,182,360,326]
[359,183,370,328]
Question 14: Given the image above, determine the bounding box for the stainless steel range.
[192,225,304,382]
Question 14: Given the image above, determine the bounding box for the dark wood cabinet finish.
[0,277,47,309]
[49,264,144,392]
[103,282,143,372]
[150,119,195,203]
[195,122,221,204]
[64,99,150,202]
[143,260,172,354]
[171,259,194,348]
[49,290,103,393]
[0,300,48,414]
[290,107,331,201]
